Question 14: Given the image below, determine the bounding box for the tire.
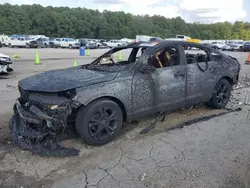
[69,44,72,49]
[76,99,123,146]
[209,79,232,109]
[8,43,12,48]
[25,43,30,48]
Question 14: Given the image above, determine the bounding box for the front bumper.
[9,94,80,156]
[72,44,80,48]
[29,43,38,48]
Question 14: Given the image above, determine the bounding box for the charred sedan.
[10,41,240,156]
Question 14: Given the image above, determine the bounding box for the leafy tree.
[0,3,249,40]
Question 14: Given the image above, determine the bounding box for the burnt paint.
[10,41,240,156]
[19,67,117,92]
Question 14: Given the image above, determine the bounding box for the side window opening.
[210,49,223,61]
[183,45,209,64]
[148,46,179,68]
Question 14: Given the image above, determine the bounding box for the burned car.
[10,41,240,156]
[0,53,13,74]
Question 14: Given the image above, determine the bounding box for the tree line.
[0,3,250,40]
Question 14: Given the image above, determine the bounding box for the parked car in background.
[79,39,96,49]
[0,35,10,47]
[202,43,213,48]
[243,41,250,52]
[60,38,80,49]
[51,38,62,48]
[104,40,123,48]
[120,38,135,44]
[211,41,225,49]
[0,53,13,74]
[35,37,50,48]
[51,38,80,49]
[8,37,38,48]
[230,41,244,51]
[222,44,232,51]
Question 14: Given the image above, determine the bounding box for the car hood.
[19,67,118,92]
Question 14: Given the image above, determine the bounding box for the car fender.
[74,82,132,115]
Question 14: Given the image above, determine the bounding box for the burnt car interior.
[147,46,180,68]
[94,47,144,65]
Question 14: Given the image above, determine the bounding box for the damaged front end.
[9,87,81,157]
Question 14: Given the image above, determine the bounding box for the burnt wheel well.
[88,96,127,121]
[221,76,233,86]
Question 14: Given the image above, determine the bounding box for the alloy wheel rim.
[88,107,118,141]
[216,84,230,105]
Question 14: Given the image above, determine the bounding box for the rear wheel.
[69,44,72,49]
[76,99,123,146]
[209,79,232,109]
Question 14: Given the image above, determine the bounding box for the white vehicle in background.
[0,35,10,47]
[175,35,191,40]
[0,53,13,74]
[59,38,80,49]
[104,40,123,48]
[120,38,135,44]
[136,35,161,42]
[166,35,191,41]
[211,41,225,49]
[7,37,38,48]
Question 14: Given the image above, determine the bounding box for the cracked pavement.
[0,49,250,188]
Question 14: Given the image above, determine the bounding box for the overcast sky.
[1,0,250,23]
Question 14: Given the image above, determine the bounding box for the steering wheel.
[107,54,115,64]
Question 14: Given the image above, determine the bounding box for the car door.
[180,44,220,105]
[131,44,187,118]
[19,38,25,46]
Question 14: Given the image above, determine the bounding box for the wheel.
[76,99,123,146]
[25,43,30,48]
[69,44,72,49]
[8,43,12,48]
[209,79,232,109]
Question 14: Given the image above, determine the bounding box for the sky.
[1,0,250,23]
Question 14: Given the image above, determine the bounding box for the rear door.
[180,44,220,105]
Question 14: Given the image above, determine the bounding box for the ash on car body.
[9,41,240,156]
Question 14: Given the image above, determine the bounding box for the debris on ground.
[140,173,147,181]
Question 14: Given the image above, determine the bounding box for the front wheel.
[209,79,232,109]
[76,99,123,146]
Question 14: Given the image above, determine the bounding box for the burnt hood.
[19,67,117,92]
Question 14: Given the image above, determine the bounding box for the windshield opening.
[82,46,147,72]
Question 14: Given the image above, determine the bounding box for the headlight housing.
[58,89,76,99]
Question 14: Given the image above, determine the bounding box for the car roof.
[121,40,211,49]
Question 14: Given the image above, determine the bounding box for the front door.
[131,44,186,118]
